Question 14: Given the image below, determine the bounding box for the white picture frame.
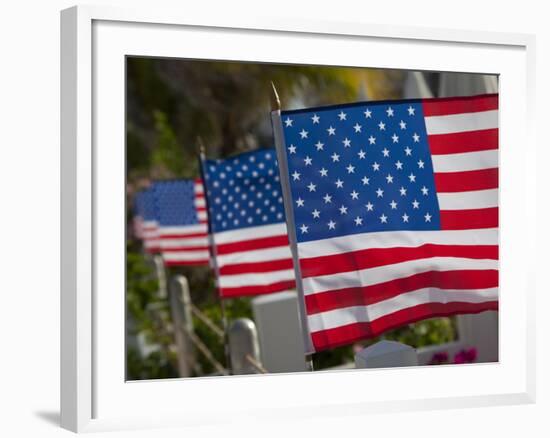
[60,5,536,433]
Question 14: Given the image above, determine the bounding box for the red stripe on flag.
[440,208,499,230]
[422,94,498,116]
[219,258,294,275]
[165,259,210,267]
[159,232,208,239]
[220,279,296,298]
[434,168,498,192]
[311,301,498,351]
[306,269,499,314]
[300,244,498,278]
[142,225,158,231]
[215,234,290,255]
[428,129,498,155]
[144,246,161,254]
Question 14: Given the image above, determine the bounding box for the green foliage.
[126,245,179,380]
[383,317,457,348]
[313,345,354,369]
[151,109,199,178]
[126,127,150,172]
[127,348,177,381]
[126,246,159,323]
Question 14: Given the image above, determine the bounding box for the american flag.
[152,179,209,266]
[273,94,498,352]
[201,149,295,298]
[132,191,145,240]
[134,188,161,253]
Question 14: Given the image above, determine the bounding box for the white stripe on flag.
[431,150,498,173]
[144,239,160,249]
[437,189,498,210]
[160,237,209,248]
[157,224,207,236]
[142,220,158,230]
[297,228,498,259]
[162,251,210,262]
[195,198,206,208]
[424,110,498,135]
[216,245,292,267]
[143,232,159,239]
[213,223,288,245]
[302,257,499,295]
[307,287,499,332]
[218,269,295,288]
[143,231,159,239]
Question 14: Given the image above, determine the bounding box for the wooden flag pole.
[197,137,233,375]
[270,82,315,372]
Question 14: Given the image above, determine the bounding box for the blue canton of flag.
[134,187,160,252]
[136,187,158,223]
[153,180,199,227]
[203,149,285,233]
[281,102,441,242]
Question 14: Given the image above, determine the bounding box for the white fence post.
[227,318,262,375]
[355,340,418,369]
[152,254,168,299]
[252,291,307,373]
[169,275,196,377]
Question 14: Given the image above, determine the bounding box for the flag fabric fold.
[201,149,296,298]
[152,179,210,266]
[273,93,499,352]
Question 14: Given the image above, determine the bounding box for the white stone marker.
[355,340,418,369]
[252,291,307,373]
[457,311,499,362]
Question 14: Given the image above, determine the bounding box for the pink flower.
[428,351,449,365]
[453,348,477,364]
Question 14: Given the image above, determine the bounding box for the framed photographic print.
[61,4,536,433]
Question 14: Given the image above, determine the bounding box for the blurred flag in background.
[273,94,499,352]
[132,191,145,240]
[152,179,210,266]
[134,188,161,253]
[202,149,296,298]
